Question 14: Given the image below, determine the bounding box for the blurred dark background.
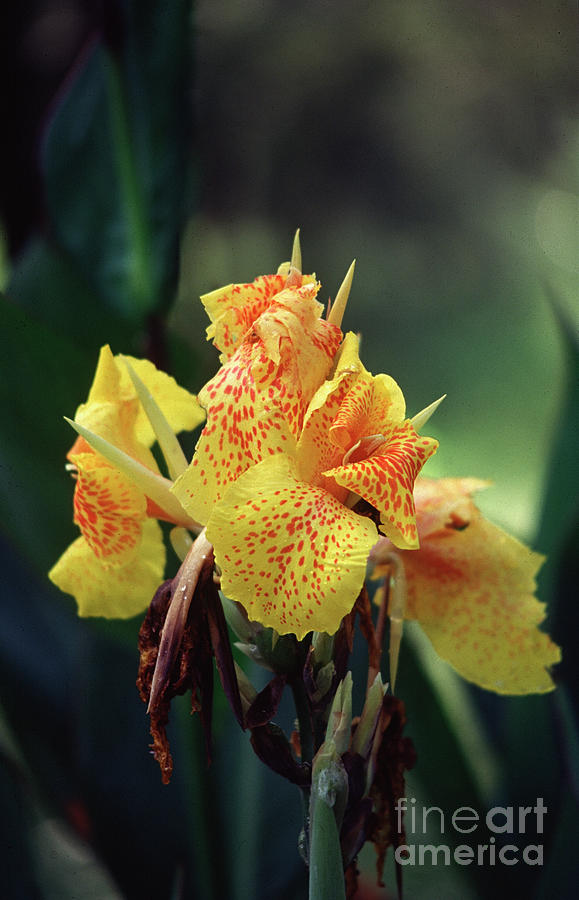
[0,1,577,898]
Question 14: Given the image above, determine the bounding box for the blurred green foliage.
[1,1,577,898]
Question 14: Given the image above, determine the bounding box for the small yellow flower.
[49,345,204,618]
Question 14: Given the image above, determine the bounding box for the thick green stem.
[175,699,220,899]
[308,796,347,900]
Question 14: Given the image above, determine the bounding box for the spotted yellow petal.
[329,373,406,452]
[202,273,288,359]
[325,422,438,550]
[74,351,149,466]
[172,340,297,524]
[173,291,342,524]
[302,331,364,420]
[297,336,406,487]
[49,519,166,618]
[402,478,561,694]
[73,346,203,467]
[202,272,317,360]
[251,285,340,416]
[70,452,147,565]
[66,419,196,528]
[206,454,378,639]
[297,332,365,483]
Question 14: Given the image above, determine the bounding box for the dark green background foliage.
[0,1,576,898]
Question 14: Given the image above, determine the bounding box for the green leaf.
[0,294,93,570]
[7,237,134,351]
[41,0,194,320]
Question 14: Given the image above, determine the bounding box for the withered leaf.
[368,696,416,892]
[137,564,215,784]
[250,723,311,788]
[245,674,286,729]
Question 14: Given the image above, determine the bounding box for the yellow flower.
[49,346,204,618]
[173,263,438,639]
[370,478,562,694]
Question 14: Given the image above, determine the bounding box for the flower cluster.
[50,238,560,698]
[49,236,561,892]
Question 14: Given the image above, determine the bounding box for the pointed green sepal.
[324,671,352,755]
[327,260,355,328]
[65,417,197,528]
[122,358,189,479]
[351,673,387,759]
[290,228,302,273]
[411,394,446,432]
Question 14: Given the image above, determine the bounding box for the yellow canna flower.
[49,345,204,618]
[370,478,562,694]
[173,263,438,639]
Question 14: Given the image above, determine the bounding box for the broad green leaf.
[0,295,92,570]
[7,237,134,351]
[41,0,193,320]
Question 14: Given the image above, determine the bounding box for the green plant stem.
[175,698,220,899]
[308,796,347,900]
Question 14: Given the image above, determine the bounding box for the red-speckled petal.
[400,478,561,694]
[330,373,406,451]
[173,293,342,524]
[329,378,374,451]
[202,273,318,359]
[324,422,438,550]
[49,519,166,618]
[172,340,297,524]
[297,381,350,489]
[206,455,378,639]
[297,332,365,484]
[71,453,147,565]
[251,286,342,422]
[202,274,287,358]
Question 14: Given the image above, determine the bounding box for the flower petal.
[251,285,341,415]
[72,346,157,469]
[297,332,365,483]
[72,346,203,464]
[402,478,561,694]
[202,273,287,358]
[325,422,438,550]
[71,453,146,565]
[172,340,297,524]
[67,421,196,528]
[329,372,406,452]
[201,272,318,360]
[49,520,166,618]
[206,455,378,639]
[173,291,342,524]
